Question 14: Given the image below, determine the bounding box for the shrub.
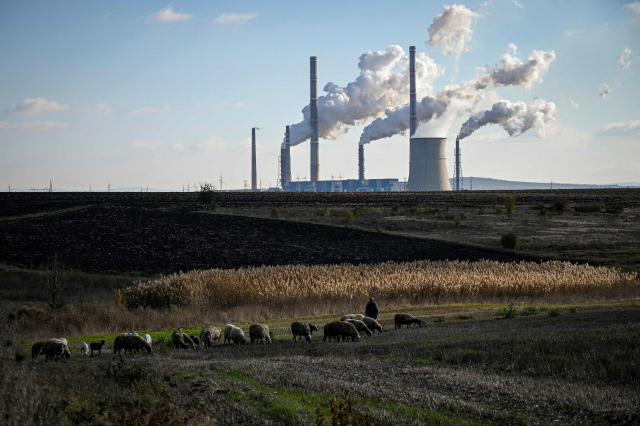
[315,390,373,426]
[635,213,640,221]
[520,305,539,316]
[548,309,561,317]
[198,182,216,210]
[445,213,456,221]
[115,289,125,306]
[495,205,503,214]
[540,207,551,217]
[575,204,602,213]
[271,207,280,217]
[352,207,365,216]
[496,304,518,319]
[287,209,297,217]
[552,200,568,214]
[406,206,422,215]
[503,196,516,219]
[605,205,624,214]
[392,205,401,214]
[569,306,580,313]
[434,316,447,323]
[459,213,467,221]
[457,314,473,320]
[317,208,330,217]
[501,232,520,250]
[346,211,355,223]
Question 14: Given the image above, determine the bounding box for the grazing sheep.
[309,324,319,334]
[171,330,195,349]
[340,314,365,321]
[80,342,89,357]
[394,313,423,329]
[249,324,271,344]
[31,342,45,360]
[223,324,235,344]
[200,328,222,347]
[323,321,360,343]
[190,335,200,345]
[345,319,372,337]
[291,322,312,343]
[90,340,106,357]
[57,338,68,346]
[362,317,383,333]
[144,334,152,344]
[41,339,70,362]
[227,326,247,345]
[114,334,152,357]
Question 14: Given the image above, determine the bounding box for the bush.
[548,309,561,317]
[501,232,520,250]
[315,390,373,426]
[346,211,355,223]
[434,316,446,323]
[552,200,568,214]
[198,182,216,210]
[605,205,624,214]
[457,314,473,320]
[287,209,297,217]
[271,207,280,217]
[495,205,503,214]
[520,305,539,316]
[496,304,518,319]
[317,207,330,217]
[569,306,580,313]
[503,196,516,218]
[635,213,640,221]
[352,207,365,216]
[115,289,125,306]
[540,207,552,217]
[392,205,401,214]
[575,204,602,213]
[445,213,456,221]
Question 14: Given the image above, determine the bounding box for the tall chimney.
[251,127,257,192]
[310,56,319,181]
[409,46,417,137]
[280,145,286,189]
[454,136,462,191]
[285,125,291,186]
[358,145,365,180]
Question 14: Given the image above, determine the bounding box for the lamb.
[90,340,106,357]
[41,339,71,362]
[249,324,271,344]
[291,322,312,343]
[80,342,89,357]
[171,330,195,349]
[340,314,365,321]
[200,327,222,347]
[31,342,45,360]
[362,317,383,333]
[227,325,247,345]
[144,334,152,345]
[114,334,152,357]
[394,313,423,329]
[323,321,360,342]
[345,319,372,337]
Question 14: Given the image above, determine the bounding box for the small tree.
[501,232,520,250]
[503,196,516,219]
[198,182,216,210]
[43,254,65,311]
[116,289,125,306]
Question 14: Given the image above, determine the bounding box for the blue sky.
[1,0,639,190]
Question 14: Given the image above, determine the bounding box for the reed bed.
[124,260,639,311]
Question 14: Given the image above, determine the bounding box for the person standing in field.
[365,297,378,319]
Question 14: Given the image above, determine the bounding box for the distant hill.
[448,177,639,191]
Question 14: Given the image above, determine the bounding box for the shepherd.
[365,297,378,319]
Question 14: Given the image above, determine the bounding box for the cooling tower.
[358,145,365,180]
[310,56,319,181]
[409,46,417,137]
[285,125,291,186]
[251,127,257,192]
[407,137,452,191]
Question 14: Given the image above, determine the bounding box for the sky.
[0,0,639,191]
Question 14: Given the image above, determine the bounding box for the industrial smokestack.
[251,127,257,192]
[280,146,286,189]
[454,136,462,191]
[407,137,452,191]
[358,145,365,180]
[285,125,291,186]
[310,56,319,181]
[409,46,417,137]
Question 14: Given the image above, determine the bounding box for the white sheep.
[80,342,89,357]
[228,325,247,345]
[340,314,365,321]
[57,338,68,346]
[223,324,235,344]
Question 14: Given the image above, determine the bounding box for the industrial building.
[285,178,403,193]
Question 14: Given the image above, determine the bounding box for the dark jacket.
[365,301,379,319]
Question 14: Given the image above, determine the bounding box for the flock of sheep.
[30,313,423,362]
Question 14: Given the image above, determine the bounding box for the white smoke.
[600,84,612,98]
[618,48,631,69]
[284,45,442,148]
[359,44,556,145]
[427,4,481,56]
[458,99,556,140]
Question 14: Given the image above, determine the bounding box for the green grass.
[0,205,93,222]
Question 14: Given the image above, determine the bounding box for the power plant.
[263,46,455,192]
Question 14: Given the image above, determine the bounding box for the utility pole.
[48,180,53,193]
[7,184,10,192]
[219,173,225,191]
[243,180,248,191]
[107,181,112,192]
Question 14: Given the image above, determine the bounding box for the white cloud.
[599,119,640,134]
[427,4,481,56]
[618,48,632,69]
[132,140,167,150]
[0,120,69,130]
[214,13,258,25]
[129,106,170,116]
[144,5,192,23]
[564,29,578,37]
[623,2,640,18]
[599,84,611,98]
[513,1,524,8]
[171,142,186,153]
[570,101,579,108]
[6,97,110,116]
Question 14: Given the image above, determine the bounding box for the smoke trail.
[358,44,556,145]
[283,45,442,148]
[427,4,481,57]
[458,99,556,140]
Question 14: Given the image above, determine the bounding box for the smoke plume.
[618,48,631,69]
[284,45,442,148]
[427,4,481,56]
[359,44,556,145]
[600,84,612,98]
[458,99,556,141]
